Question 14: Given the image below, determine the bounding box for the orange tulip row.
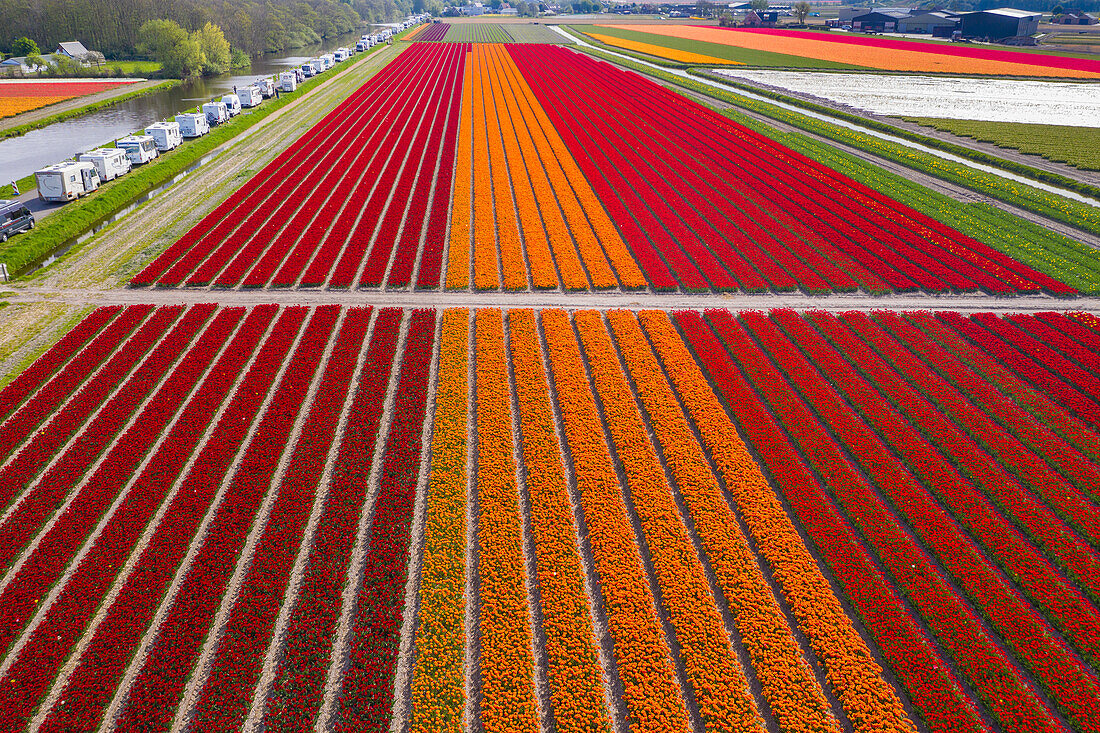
[507,309,612,733]
[540,309,691,733]
[637,311,916,733]
[410,309,470,733]
[474,310,541,732]
[490,45,646,291]
[445,61,474,290]
[572,310,763,733]
[476,48,528,290]
[481,47,560,290]
[469,47,499,291]
[605,310,841,733]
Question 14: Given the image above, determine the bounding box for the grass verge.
[904,118,1100,173]
[0,80,179,141]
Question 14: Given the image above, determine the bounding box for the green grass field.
[571,25,867,68]
[105,60,163,75]
[906,118,1100,172]
[443,23,515,43]
[504,23,570,43]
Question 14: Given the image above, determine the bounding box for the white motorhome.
[237,86,262,108]
[306,59,324,75]
[35,161,101,202]
[321,53,335,69]
[117,135,159,165]
[176,112,210,138]
[334,48,349,62]
[301,62,316,78]
[76,148,131,181]
[356,39,369,51]
[278,71,298,93]
[203,100,229,125]
[222,94,242,116]
[256,78,275,98]
[144,121,183,151]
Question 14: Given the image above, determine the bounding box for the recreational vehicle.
[116,135,159,165]
[279,71,298,92]
[76,147,131,181]
[237,86,263,108]
[35,161,101,202]
[221,94,242,117]
[145,121,183,151]
[203,100,229,125]
[175,112,210,138]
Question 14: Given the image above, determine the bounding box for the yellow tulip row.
[508,309,612,733]
[573,310,763,733]
[541,309,691,733]
[445,61,474,290]
[474,310,541,732]
[410,309,470,733]
[638,311,917,733]
[606,310,840,733]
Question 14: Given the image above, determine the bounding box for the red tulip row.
[353,47,463,288]
[0,304,150,470]
[0,306,244,731]
[138,44,460,290]
[135,65,385,287]
[323,45,465,289]
[263,309,404,732]
[232,47,451,289]
[1037,312,1100,362]
[672,310,986,733]
[35,305,282,732]
[0,305,119,424]
[828,312,1100,597]
[335,309,434,732]
[0,306,175,550]
[978,314,1100,401]
[111,306,336,732]
[940,312,1100,427]
[904,312,1100,467]
[871,311,1100,511]
[937,310,1100,424]
[274,46,452,289]
[1013,314,1100,381]
[508,44,1072,296]
[0,304,213,659]
[757,311,1100,730]
[190,307,372,731]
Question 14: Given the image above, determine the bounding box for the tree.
[11,37,39,56]
[696,0,713,17]
[192,22,230,74]
[792,0,810,23]
[137,19,205,77]
[750,0,769,11]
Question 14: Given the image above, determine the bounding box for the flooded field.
[715,69,1100,127]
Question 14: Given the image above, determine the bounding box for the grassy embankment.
[571,41,1100,292]
[0,31,416,277]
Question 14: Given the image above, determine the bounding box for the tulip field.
[3,34,1100,733]
[0,302,1098,733]
[132,42,1079,295]
[0,79,140,118]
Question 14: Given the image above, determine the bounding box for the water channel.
[0,28,381,182]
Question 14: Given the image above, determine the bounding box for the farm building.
[899,11,960,34]
[838,6,908,23]
[744,10,779,26]
[851,10,910,32]
[55,41,106,66]
[1058,10,1098,24]
[958,8,1042,38]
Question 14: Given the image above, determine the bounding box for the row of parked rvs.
[27,16,429,208]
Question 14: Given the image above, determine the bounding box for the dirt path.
[3,285,1099,314]
[0,79,164,133]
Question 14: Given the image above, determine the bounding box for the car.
[0,200,34,242]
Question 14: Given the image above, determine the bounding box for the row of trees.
[0,0,417,59]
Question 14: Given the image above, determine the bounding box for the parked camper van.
[222,94,243,117]
[237,86,262,108]
[145,121,183,152]
[334,48,349,62]
[116,135,159,165]
[301,62,315,78]
[279,71,298,93]
[203,100,229,125]
[321,53,335,69]
[76,148,131,181]
[356,39,369,52]
[293,67,305,83]
[257,78,275,98]
[0,200,34,242]
[35,161,101,202]
[176,112,210,138]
